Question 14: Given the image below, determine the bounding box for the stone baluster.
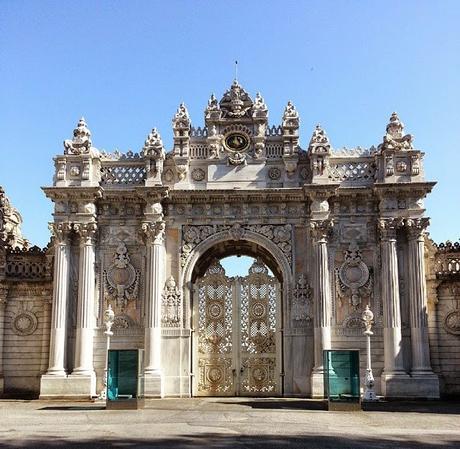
[378,219,407,381]
[141,220,166,396]
[405,218,435,374]
[46,222,72,376]
[0,286,7,393]
[310,219,333,397]
[72,222,97,382]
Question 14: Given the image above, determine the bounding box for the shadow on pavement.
[217,399,328,410]
[1,434,459,449]
[39,405,106,411]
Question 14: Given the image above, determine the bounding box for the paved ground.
[0,398,459,448]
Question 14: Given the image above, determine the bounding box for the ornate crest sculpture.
[103,243,140,309]
[335,242,372,308]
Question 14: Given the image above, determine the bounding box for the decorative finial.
[63,117,92,155]
[235,60,238,82]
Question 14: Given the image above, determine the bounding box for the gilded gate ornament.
[195,258,279,396]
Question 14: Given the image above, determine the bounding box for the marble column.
[46,222,71,376]
[0,286,7,393]
[310,219,333,398]
[141,220,165,397]
[71,222,97,393]
[379,218,408,397]
[405,218,439,396]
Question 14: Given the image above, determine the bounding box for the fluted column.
[310,220,333,373]
[0,286,7,393]
[141,220,165,382]
[72,222,97,377]
[46,222,72,375]
[379,218,406,376]
[405,218,434,374]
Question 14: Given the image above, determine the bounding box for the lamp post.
[100,304,115,400]
[362,304,376,401]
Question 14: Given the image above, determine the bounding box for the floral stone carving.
[335,242,372,308]
[180,224,293,268]
[291,274,312,325]
[161,276,182,327]
[103,243,140,309]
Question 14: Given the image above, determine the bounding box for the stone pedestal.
[141,220,166,398]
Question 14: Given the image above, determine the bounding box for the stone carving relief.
[161,276,182,327]
[112,314,138,330]
[291,274,312,325]
[443,309,460,336]
[335,242,373,308]
[380,112,413,151]
[63,117,92,155]
[180,224,293,268]
[11,303,38,336]
[191,168,206,182]
[103,243,140,309]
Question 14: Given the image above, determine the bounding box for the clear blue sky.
[1,0,459,249]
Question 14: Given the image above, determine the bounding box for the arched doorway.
[192,256,282,397]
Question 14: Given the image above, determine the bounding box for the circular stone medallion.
[13,311,38,336]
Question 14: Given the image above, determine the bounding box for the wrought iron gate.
[193,258,281,396]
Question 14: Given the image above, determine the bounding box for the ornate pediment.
[219,80,254,119]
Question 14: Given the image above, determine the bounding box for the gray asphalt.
[0,398,459,448]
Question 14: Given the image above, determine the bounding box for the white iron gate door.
[193,259,281,396]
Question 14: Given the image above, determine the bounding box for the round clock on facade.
[224,133,250,152]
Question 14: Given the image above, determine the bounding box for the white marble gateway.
[0,81,458,400]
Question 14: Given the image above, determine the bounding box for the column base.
[144,371,164,398]
[381,371,439,399]
[39,373,96,400]
[310,370,326,399]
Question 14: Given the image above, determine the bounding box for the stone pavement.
[0,398,459,448]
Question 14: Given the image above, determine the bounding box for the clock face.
[224,133,250,152]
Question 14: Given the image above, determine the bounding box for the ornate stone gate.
[193,259,281,396]
[20,79,446,400]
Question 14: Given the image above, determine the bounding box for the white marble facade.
[1,81,458,400]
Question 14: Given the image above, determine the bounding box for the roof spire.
[234,60,238,82]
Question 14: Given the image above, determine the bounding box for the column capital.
[378,217,403,240]
[310,219,334,242]
[141,220,165,245]
[73,222,97,245]
[49,222,72,244]
[404,217,430,241]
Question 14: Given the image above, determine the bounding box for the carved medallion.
[191,168,206,182]
[444,309,460,335]
[12,310,38,336]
